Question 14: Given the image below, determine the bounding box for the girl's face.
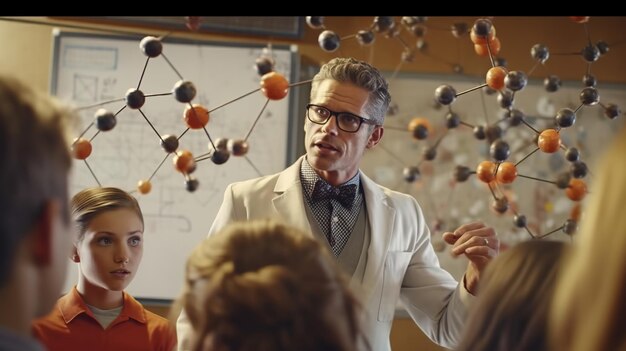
[74,208,144,292]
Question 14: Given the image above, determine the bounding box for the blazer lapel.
[360,172,396,300]
[272,156,315,237]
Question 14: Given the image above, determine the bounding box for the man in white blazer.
[177,57,498,351]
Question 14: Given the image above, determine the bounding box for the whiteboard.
[361,72,626,278]
[52,31,299,300]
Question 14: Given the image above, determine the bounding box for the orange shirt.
[32,287,176,351]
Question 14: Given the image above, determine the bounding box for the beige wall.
[0,18,55,92]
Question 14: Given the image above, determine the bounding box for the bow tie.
[311,181,357,208]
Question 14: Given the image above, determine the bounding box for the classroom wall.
[2,16,625,351]
[2,16,626,93]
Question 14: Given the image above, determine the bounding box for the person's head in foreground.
[550,124,626,351]
[456,239,568,351]
[179,219,365,351]
[0,73,74,338]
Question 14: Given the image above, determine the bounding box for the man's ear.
[366,126,384,149]
[32,200,61,266]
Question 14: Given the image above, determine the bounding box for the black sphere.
[185,178,199,192]
[581,44,600,63]
[505,71,528,91]
[472,19,492,37]
[596,40,610,55]
[563,219,578,235]
[356,30,375,46]
[555,172,571,189]
[211,149,230,165]
[531,44,550,63]
[473,125,486,140]
[490,139,510,162]
[435,85,456,106]
[305,16,324,29]
[565,147,580,162]
[374,16,394,32]
[492,197,509,214]
[570,161,588,178]
[582,74,597,87]
[140,36,163,58]
[403,166,421,182]
[413,125,429,140]
[318,30,340,52]
[451,22,468,38]
[445,112,461,129]
[555,108,576,128]
[255,57,274,76]
[513,214,527,228]
[580,87,600,105]
[172,80,197,103]
[160,135,179,153]
[410,24,427,37]
[605,104,621,119]
[498,91,514,109]
[125,89,145,109]
[544,75,561,92]
[494,57,508,68]
[422,147,437,161]
[95,109,116,131]
[507,109,524,127]
[454,165,472,182]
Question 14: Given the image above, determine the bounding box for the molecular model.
[70,33,300,196]
[307,16,624,243]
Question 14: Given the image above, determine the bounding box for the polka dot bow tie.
[311,181,357,208]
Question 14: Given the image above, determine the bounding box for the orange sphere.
[184,104,209,129]
[486,66,507,90]
[260,72,289,100]
[137,179,152,194]
[496,161,517,184]
[474,37,501,57]
[173,150,195,173]
[476,160,497,183]
[72,138,92,160]
[566,178,587,201]
[538,129,561,153]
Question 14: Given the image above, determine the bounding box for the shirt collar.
[58,287,147,325]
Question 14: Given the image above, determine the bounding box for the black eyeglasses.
[306,104,378,133]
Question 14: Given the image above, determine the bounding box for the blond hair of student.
[456,240,567,351]
[177,219,365,351]
[550,125,626,351]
